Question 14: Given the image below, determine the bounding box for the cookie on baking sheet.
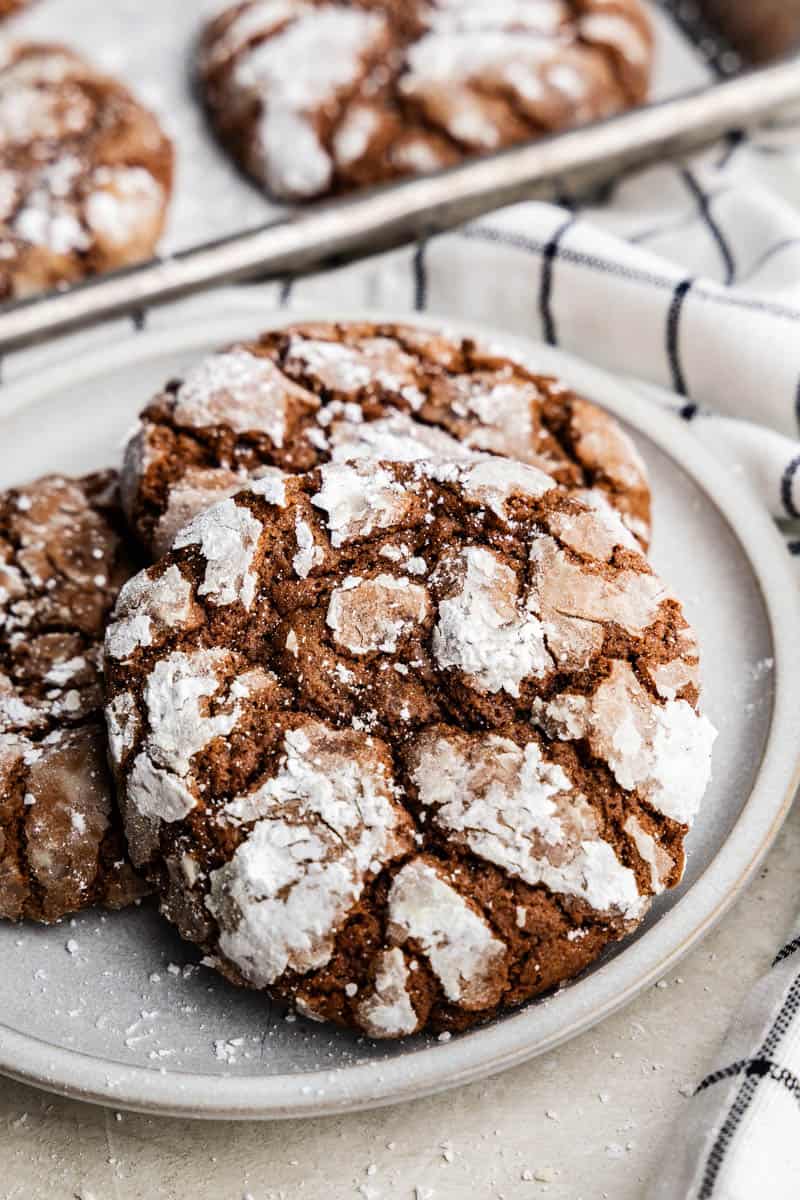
[0,473,149,923]
[121,321,651,559]
[0,43,173,299]
[199,0,653,202]
[104,456,715,1037]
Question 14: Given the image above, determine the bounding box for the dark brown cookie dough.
[199,0,653,202]
[0,43,174,299]
[0,473,149,922]
[122,321,652,559]
[105,457,715,1037]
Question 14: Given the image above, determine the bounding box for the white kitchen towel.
[649,920,800,1200]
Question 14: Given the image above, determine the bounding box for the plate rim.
[1,302,798,1120]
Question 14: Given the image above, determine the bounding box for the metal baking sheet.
[1,0,726,254]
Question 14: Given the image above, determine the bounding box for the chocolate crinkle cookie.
[198,0,653,202]
[121,321,651,559]
[0,473,149,923]
[104,456,715,1038]
[0,43,173,299]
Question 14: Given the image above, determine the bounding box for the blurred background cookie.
[121,321,651,558]
[0,473,149,922]
[0,43,173,298]
[199,0,653,202]
[0,1,31,17]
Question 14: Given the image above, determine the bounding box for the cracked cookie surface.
[0,473,149,922]
[199,0,653,201]
[122,321,651,559]
[0,43,173,298]
[105,457,715,1037]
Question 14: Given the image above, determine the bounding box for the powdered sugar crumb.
[433,545,551,696]
[174,498,263,610]
[387,858,506,1007]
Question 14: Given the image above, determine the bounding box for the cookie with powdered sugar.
[104,456,715,1037]
[121,321,652,559]
[198,0,652,202]
[0,43,173,299]
[0,473,149,922]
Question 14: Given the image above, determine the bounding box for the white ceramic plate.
[0,305,798,1120]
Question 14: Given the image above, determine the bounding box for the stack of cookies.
[0,321,717,1040]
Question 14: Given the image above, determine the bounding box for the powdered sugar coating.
[153,468,248,560]
[433,545,551,696]
[85,166,165,250]
[330,412,473,466]
[410,729,644,919]
[529,535,667,670]
[230,6,388,199]
[569,397,650,496]
[287,335,425,409]
[552,489,640,559]
[648,656,700,702]
[327,574,430,655]
[534,661,717,825]
[105,691,140,765]
[123,322,652,561]
[459,457,556,519]
[105,565,196,661]
[401,26,599,148]
[250,467,289,507]
[387,858,506,1008]
[334,104,381,168]
[293,515,324,579]
[128,752,197,826]
[173,349,317,443]
[204,0,303,68]
[312,461,416,548]
[174,499,263,610]
[207,722,412,986]
[430,0,567,36]
[581,12,651,65]
[357,947,418,1038]
[140,648,242,781]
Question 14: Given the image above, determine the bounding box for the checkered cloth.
[650,921,800,1199]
